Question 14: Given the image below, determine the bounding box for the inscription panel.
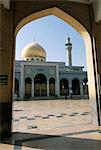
[0,75,8,85]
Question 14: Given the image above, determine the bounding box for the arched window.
[15,78,19,97]
[34,73,47,96]
[25,77,32,98]
[83,78,88,95]
[49,78,55,96]
[72,78,80,95]
[60,78,69,96]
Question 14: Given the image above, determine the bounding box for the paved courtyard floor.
[12,99,92,134]
[0,99,101,150]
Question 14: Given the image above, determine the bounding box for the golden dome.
[21,42,46,60]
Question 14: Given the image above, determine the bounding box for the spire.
[65,37,72,66]
[68,37,70,44]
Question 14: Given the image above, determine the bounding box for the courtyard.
[12,99,92,134]
[0,99,101,150]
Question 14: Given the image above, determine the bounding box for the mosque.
[14,37,88,100]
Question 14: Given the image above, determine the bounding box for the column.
[80,80,83,98]
[32,78,34,98]
[47,79,49,97]
[68,80,72,97]
[55,65,60,97]
[0,4,14,139]
[19,64,25,100]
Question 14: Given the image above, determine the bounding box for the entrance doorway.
[60,78,69,96]
[72,78,80,95]
[34,73,47,96]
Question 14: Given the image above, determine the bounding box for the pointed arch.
[15,7,96,100]
[34,73,47,96]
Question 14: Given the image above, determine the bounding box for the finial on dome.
[68,37,70,44]
[65,37,71,46]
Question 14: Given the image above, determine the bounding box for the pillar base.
[0,102,12,140]
[89,99,99,125]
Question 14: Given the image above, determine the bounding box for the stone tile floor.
[12,99,92,133]
[0,99,101,150]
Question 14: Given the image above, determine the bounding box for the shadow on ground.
[1,131,101,150]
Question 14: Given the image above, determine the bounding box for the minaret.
[65,37,72,66]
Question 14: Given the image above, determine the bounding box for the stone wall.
[0,3,14,139]
[14,0,92,33]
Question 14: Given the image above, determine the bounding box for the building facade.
[14,38,88,100]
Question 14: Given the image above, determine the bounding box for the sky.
[15,15,87,70]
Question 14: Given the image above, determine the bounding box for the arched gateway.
[0,1,100,140]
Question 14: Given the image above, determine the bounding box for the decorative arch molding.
[34,73,47,83]
[15,7,88,36]
[15,6,96,100]
[25,76,32,81]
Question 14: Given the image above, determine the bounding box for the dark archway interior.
[60,78,69,96]
[49,78,55,96]
[72,78,80,95]
[15,78,19,97]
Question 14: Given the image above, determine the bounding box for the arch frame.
[15,7,98,124]
[15,7,96,99]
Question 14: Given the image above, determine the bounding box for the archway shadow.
[1,131,101,150]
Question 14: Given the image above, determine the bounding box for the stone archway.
[15,7,96,102]
[14,7,99,124]
[0,4,100,140]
